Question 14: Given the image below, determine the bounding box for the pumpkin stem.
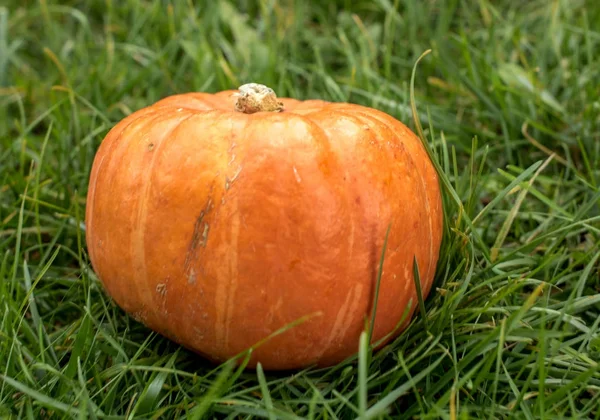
[234,83,284,114]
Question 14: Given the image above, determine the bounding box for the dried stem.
[234,83,284,114]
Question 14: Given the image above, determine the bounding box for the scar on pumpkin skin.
[184,195,214,276]
[156,283,167,297]
[184,210,209,267]
[188,267,197,285]
[200,224,210,247]
[225,166,243,190]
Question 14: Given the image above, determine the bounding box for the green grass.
[1,0,599,418]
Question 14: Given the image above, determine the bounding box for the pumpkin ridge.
[311,107,437,344]
[222,193,241,353]
[298,112,365,360]
[150,109,233,320]
[355,110,438,293]
[132,111,199,327]
[318,109,389,339]
[86,109,163,267]
[219,114,251,354]
[88,109,172,312]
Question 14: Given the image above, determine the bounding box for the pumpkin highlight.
[85,83,443,370]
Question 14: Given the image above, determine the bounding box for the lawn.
[1,0,599,418]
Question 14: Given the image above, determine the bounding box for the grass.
[1,0,599,418]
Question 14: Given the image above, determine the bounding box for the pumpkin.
[85,83,443,370]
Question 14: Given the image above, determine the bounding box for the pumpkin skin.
[85,85,443,370]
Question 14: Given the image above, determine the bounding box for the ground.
[0,0,599,418]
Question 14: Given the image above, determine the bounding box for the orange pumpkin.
[85,83,443,370]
